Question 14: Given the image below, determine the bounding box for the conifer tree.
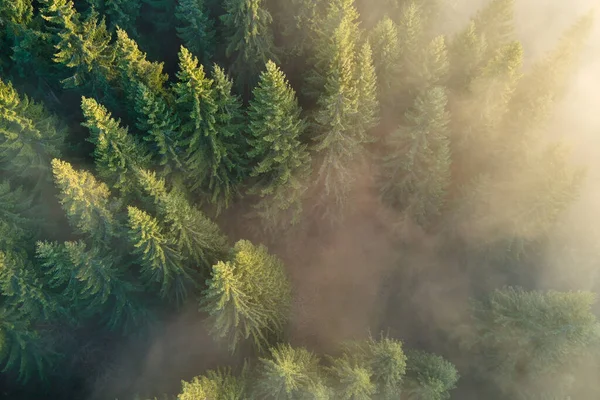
[355,41,380,135]
[175,0,216,63]
[114,28,169,118]
[464,287,599,399]
[0,251,57,320]
[134,82,184,179]
[137,169,229,269]
[247,60,311,231]
[380,86,451,227]
[253,344,329,399]
[365,337,407,399]
[85,0,141,36]
[311,15,362,221]
[200,240,291,352]
[221,0,277,95]
[0,78,67,189]
[274,0,325,59]
[472,0,515,56]
[404,350,459,400]
[396,2,425,90]
[327,354,375,400]
[36,240,147,332]
[448,20,487,90]
[141,0,177,33]
[174,48,248,212]
[0,182,36,251]
[51,159,119,245]
[81,97,150,198]
[42,1,115,99]
[0,305,56,382]
[369,17,401,110]
[126,206,192,303]
[179,368,247,399]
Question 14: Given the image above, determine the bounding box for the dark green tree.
[175,0,216,63]
[137,169,229,269]
[404,350,459,400]
[253,343,329,399]
[134,82,184,179]
[247,60,311,232]
[464,287,599,399]
[81,96,150,198]
[0,182,36,251]
[379,86,451,227]
[221,0,277,95]
[85,0,141,36]
[369,17,401,110]
[126,206,192,304]
[200,240,291,352]
[174,48,248,212]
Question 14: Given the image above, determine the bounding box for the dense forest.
[0,0,599,398]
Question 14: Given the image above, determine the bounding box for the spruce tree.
[0,182,36,251]
[404,350,459,400]
[354,41,380,135]
[200,240,291,352]
[274,0,325,59]
[369,17,401,110]
[396,2,425,91]
[0,305,56,383]
[179,368,247,399]
[36,240,147,333]
[174,48,248,212]
[380,86,451,227]
[327,354,375,400]
[448,20,487,90]
[221,0,277,95]
[365,336,407,399]
[81,97,150,198]
[0,78,67,189]
[175,0,216,63]
[247,60,311,232]
[42,1,115,99]
[134,82,184,179]
[141,0,176,33]
[114,28,169,118]
[137,169,229,269]
[311,13,362,221]
[253,343,329,399]
[126,206,192,303]
[472,0,515,56]
[85,0,141,36]
[51,159,119,245]
[464,287,599,399]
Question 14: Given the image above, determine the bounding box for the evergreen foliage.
[369,17,401,110]
[200,240,291,352]
[404,350,459,400]
[178,367,247,399]
[175,0,216,64]
[247,60,311,231]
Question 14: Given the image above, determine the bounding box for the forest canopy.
[0,0,599,399]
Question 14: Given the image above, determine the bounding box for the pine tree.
[51,159,119,245]
[0,305,57,382]
[179,368,247,399]
[137,169,229,269]
[114,28,169,118]
[380,86,451,227]
[126,206,192,303]
[81,97,150,198]
[311,15,361,221]
[464,287,599,399]
[0,78,67,189]
[221,0,277,95]
[369,17,401,110]
[134,82,184,179]
[354,41,380,135]
[200,240,291,352]
[174,48,248,212]
[175,0,216,63]
[404,350,459,400]
[42,1,115,99]
[247,60,311,232]
[253,344,329,399]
